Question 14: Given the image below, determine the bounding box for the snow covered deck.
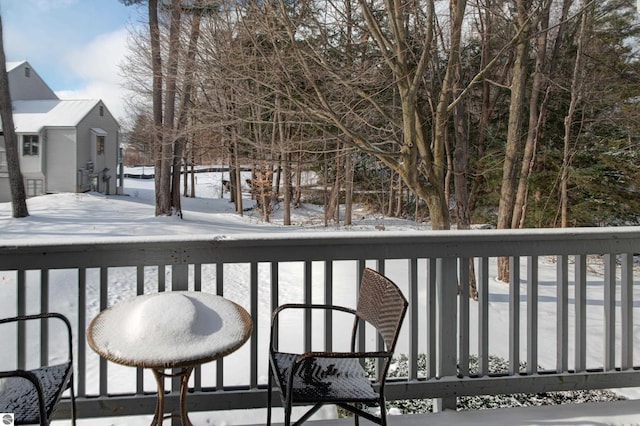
[266,399,640,425]
[2,227,640,424]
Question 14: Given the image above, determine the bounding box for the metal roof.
[1,99,101,133]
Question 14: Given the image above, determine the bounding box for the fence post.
[434,257,458,412]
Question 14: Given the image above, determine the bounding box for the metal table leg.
[151,367,194,426]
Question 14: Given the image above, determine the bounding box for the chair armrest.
[0,313,73,365]
[270,304,357,352]
[271,303,356,321]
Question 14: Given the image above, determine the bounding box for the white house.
[0,61,122,202]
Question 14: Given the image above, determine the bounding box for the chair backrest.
[355,268,408,352]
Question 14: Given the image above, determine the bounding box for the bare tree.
[512,0,554,230]
[172,4,206,216]
[496,0,542,282]
[560,0,590,227]
[0,14,28,218]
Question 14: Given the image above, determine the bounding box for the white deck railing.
[1,227,639,420]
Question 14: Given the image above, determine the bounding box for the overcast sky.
[1,0,145,123]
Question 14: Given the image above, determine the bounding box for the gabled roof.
[0,99,101,133]
[6,60,59,101]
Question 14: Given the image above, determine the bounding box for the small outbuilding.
[0,61,122,202]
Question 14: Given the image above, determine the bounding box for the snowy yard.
[1,171,640,425]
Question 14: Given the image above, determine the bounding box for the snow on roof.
[6,61,26,72]
[5,99,100,133]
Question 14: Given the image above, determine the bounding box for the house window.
[97,136,105,155]
[26,179,43,197]
[23,135,39,156]
[99,105,104,116]
[25,67,30,78]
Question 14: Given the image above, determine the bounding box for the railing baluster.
[557,255,569,373]
[250,262,258,389]
[17,270,26,370]
[621,253,633,370]
[271,262,279,351]
[427,258,437,380]
[78,267,87,397]
[216,263,224,390]
[604,253,616,371]
[458,257,470,377]
[509,257,520,375]
[409,258,419,381]
[304,260,312,353]
[357,260,366,353]
[526,256,538,375]
[478,257,489,377]
[158,265,166,293]
[172,264,188,291]
[99,267,108,396]
[194,264,202,291]
[375,259,385,378]
[40,270,49,366]
[324,261,332,352]
[575,254,587,372]
[191,263,202,392]
[136,266,145,395]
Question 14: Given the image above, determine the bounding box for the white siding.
[0,177,9,202]
[46,129,77,193]
[77,102,120,195]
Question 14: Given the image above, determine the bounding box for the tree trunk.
[283,153,291,225]
[183,151,189,197]
[232,130,243,215]
[344,148,353,226]
[190,161,195,198]
[325,144,342,223]
[469,0,502,212]
[431,0,466,230]
[387,172,395,217]
[395,177,402,218]
[561,1,589,228]
[173,6,203,214]
[274,155,282,203]
[293,151,302,208]
[452,42,477,298]
[148,0,165,216]
[497,0,530,282]
[0,15,28,218]
[512,1,552,229]
[159,0,181,216]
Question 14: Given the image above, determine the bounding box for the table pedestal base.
[151,367,194,426]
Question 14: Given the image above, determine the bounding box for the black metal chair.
[0,313,76,425]
[267,268,408,426]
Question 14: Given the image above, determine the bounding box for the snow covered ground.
[1,170,640,425]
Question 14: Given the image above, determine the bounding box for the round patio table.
[87,291,252,426]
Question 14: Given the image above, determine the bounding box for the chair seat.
[0,362,73,424]
[272,352,378,403]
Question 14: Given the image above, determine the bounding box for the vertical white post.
[434,257,458,412]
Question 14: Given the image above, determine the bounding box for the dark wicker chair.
[267,268,408,426]
[0,313,76,425]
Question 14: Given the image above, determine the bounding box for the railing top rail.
[1,226,639,270]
